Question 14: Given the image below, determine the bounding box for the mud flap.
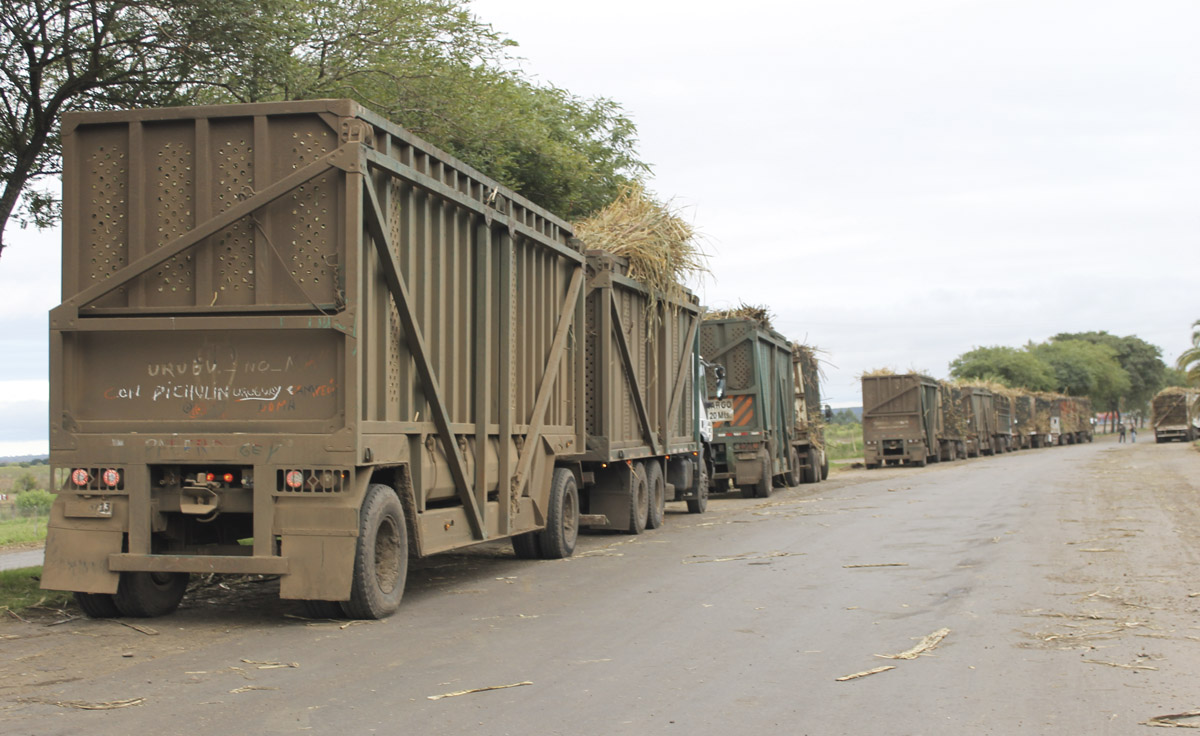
[279,535,356,601]
[41,526,122,594]
[587,463,635,532]
[277,501,358,601]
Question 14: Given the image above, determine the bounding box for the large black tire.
[343,484,408,620]
[785,447,802,488]
[754,452,773,499]
[686,460,708,514]
[627,463,649,534]
[538,468,579,558]
[113,572,190,618]
[645,461,666,530]
[511,532,542,559]
[74,591,121,618]
[820,450,829,480]
[299,599,346,619]
[801,447,819,484]
[913,455,927,468]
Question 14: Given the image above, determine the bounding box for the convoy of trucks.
[34,98,1186,620]
[1151,388,1199,443]
[862,375,1094,468]
[38,100,814,620]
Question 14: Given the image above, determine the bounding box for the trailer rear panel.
[45,100,584,608]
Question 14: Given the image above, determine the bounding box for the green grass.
[0,462,51,494]
[824,423,864,462]
[0,515,49,547]
[0,567,73,614]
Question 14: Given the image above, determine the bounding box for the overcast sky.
[1,0,1197,456]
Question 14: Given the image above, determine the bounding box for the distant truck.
[991,390,1013,454]
[700,318,826,497]
[41,100,709,620]
[958,385,996,457]
[1010,390,1036,450]
[861,373,945,468]
[792,345,829,482]
[1041,394,1093,445]
[1151,388,1199,443]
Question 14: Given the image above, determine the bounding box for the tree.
[0,0,650,261]
[202,0,646,219]
[15,488,53,516]
[1177,320,1200,388]
[13,472,37,492]
[0,0,289,259]
[1053,331,1169,413]
[1031,340,1130,414]
[831,409,859,426]
[949,345,1056,391]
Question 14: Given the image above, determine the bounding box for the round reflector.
[205,472,215,482]
[71,468,90,486]
[223,472,235,483]
[285,470,304,489]
[101,468,120,487]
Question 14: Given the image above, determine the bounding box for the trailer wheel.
[754,452,773,498]
[114,571,190,618]
[820,450,829,480]
[538,468,579,558]
[786,447,802,487]
[686,461,708,514]
[801,447,818,484]
[343,484,407,620]
[299,600,345,619]
[74,591,121,618]
[646,462,666,530]
[511,532,542,559]
[627,463,649,534]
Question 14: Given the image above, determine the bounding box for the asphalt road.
[0,546,43,572]
[3,437,1199,735]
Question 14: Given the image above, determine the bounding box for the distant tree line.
[0,0,649,260]
[949,331,1184,430]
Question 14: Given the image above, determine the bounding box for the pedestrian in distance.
[1130,425,1137,443]
[1118,423,1126,443]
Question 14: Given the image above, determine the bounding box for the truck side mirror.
[715,366,726,400]
[823,404,833,421]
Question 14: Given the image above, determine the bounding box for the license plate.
[708,399,734,422]
[64,499,113,518]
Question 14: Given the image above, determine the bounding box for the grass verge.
[825,423,864,462]
[0,515,49,547]
[0,567,73,615]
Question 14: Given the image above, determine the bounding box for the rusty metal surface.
[46,100,585,598]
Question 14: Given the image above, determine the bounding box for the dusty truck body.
[861,374,942,468]
[958,385,996,457]
[1010,391,1036,449]
[991,391,1014,453]
[41,99,700,620]
[699,318,811,497]
[1151,388,1198,443]
[1044,395,1092,445]
[791,345,829,482]
[572,250,710,532]
[938,381,966,460]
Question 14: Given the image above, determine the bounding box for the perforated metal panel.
[83,133,129,308]
[147,133,195,305]
[211,125,256,303]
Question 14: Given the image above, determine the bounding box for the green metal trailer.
[699,318,815,498]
